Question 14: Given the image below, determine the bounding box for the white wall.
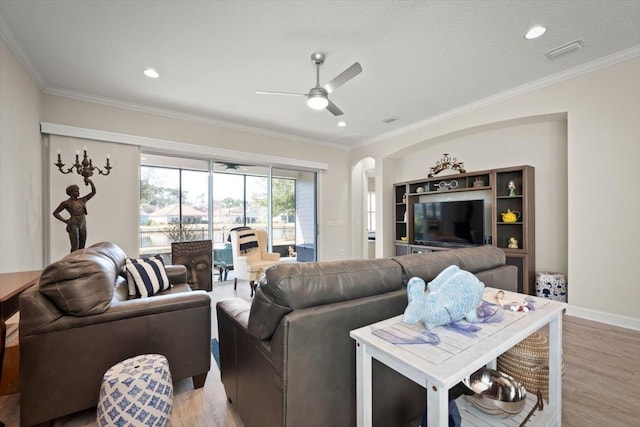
[41,94,352,262]
[0,37,43,272]
[352,56,640,329]
[47,135,139,261]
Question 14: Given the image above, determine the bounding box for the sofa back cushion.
[85,241,127,272]
[392,245,506,285]
[248,258,402,340]
[38,242,124,316]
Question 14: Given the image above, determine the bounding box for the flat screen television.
[413,200,485,247]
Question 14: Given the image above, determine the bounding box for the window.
[139,159,209,255]
[211,165,269,243]
[367,191,376,232]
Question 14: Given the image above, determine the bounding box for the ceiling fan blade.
[323,62,362,94]
[255,90,306,97]
[326,100,344,116]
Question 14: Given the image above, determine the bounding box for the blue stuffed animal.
[402,265,485,329]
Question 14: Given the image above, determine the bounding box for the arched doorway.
[351,157,375,259]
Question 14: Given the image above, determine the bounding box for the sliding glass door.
[139,155,316,262]
[139,155,210,256]
[272,168,316,261]
[212,162,269,246]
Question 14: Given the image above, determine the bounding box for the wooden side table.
[351,288,567,426]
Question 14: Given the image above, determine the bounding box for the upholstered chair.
[230,228,280,296]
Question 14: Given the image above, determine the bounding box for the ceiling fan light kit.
[256,52,362,116]
[307,88,329,110]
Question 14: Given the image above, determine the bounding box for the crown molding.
[0,13,45,89]
[42,87,350,152]
[361,45,640,147]
[40,122,329,171]
[0,11,344,151]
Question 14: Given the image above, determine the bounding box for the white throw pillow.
[125,255,171,297]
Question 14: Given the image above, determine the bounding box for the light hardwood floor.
[1,280,639,426]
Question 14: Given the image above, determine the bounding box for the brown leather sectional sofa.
[217,245,517,427]
[18,242,211,426]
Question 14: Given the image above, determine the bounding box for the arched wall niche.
[379,113,568,279]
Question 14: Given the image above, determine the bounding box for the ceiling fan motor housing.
[308,87,328,97]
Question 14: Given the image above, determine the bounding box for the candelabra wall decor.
[54,147,112,183]
[427,153,466,178]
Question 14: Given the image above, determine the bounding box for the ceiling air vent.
[340,132,367,143]
[546,39,584,59]
[382,116,398,124]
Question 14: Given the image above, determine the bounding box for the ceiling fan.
[215,161,251,170]
[255,52,362,116]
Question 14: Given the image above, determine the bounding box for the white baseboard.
[566,305,640,331]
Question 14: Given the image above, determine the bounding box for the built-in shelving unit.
[394,166,535,294]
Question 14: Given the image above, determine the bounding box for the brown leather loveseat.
[216,245,517,427]
[19,242,211,426]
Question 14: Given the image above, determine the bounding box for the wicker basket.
[497,332,562,401]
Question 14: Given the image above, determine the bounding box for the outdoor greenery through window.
[139,165,209,255]
[139,155,310,261]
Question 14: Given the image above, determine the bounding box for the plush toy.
[402,265,485,329]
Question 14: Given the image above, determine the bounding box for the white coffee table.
[350,288,567,427]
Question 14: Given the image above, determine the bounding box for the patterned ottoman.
[97,354,173,427]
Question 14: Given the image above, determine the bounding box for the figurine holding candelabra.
[52,147,113,252]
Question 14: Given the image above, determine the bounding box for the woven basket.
[497,332,562,401]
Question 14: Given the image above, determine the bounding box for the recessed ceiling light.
[524,25,546,40]
[337,121,346,127]
[143,68,160,78]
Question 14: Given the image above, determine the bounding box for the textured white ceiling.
[1,0,639,147]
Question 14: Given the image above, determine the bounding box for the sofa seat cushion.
[248,258,403,340]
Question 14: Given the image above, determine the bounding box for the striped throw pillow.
[125,255,171,297]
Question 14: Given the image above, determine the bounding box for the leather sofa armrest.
[216,297,251,330]
[165,264,187,285]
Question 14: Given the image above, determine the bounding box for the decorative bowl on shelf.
[400,237,407,241]
[463,368,527,417]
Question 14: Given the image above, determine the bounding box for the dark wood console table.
[0,270,40,395]
[0,270,41,320]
